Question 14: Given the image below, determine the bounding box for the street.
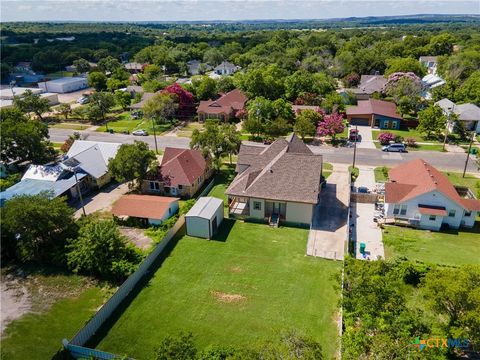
[49,128,479,173]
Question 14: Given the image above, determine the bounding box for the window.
[169,208,171,214]
[393,204,400,215]
[149,181,160,191]
[178,185,183,190]
[400,205,407,216]
[429,215,436,221]
[464,211,472,217]
[253,201,261,210]
[448,209,456,217]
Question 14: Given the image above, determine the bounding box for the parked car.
[382,143,407,152]
[77,96,90,104]
[349,129,360,141]
[357,186,369,193]
[132,129,148,136]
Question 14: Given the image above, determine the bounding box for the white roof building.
[185,197,224,239]
[38,77,88,94]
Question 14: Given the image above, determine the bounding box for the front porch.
[228,196,250,218]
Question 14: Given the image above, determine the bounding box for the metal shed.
[185,197,224,239]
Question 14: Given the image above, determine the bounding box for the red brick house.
[197,89,247,122]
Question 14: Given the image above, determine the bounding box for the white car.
[381,143,407,152]
[132,129,148,136]
[77,96,90,104]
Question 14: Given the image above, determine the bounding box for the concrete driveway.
[350,166,384,260]
[307,164,350,260]
[75,182,129,218]
[354,125,376,149]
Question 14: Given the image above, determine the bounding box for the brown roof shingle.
[346,99,402,119]
[226,133,322,204]
[197,89,247,116]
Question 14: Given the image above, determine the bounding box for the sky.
[1,0,479,22]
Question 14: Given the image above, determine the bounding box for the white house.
[38,77,88,93]
[112,195,179,226]
[185,197,224,239]
[384,159,480,231]
[226,134,323,227]
[213,61,238,76]
[435,99,480,134]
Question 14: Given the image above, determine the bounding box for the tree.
[422,266,480,345]
[60,132,81,153]
[284,70,335,101]
[107,77,128,92]
[0,108,56,163]
[321,92,345,114]
[161,83,195,118]
[1,193,77,263]
[88,71,108,91]
[143,64,162,80]
[294,112,317,140]
[73,58,91,74]
[191,120,239,168]
[317,113,345,140]
[386,73,423,116]
[377,132,395,145]
[417,105,447,140]
[108,141,156,189]
[216,76,235,93]
[14,90,51,120]
[115,90,132,110]
[57,103,72,120]
[154,332,197,360]
[86,92,115,123]
[385,57,427,77]
[237,64,286,100]
[203,48,223,66]
[192,76,217,101]
[97,56,122,73]
[67,217,143,281]
[427,33,456,56]
[142,92,178,124]
[267,118,291,139]
[455,70,480,104]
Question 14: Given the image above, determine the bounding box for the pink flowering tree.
[378,132,395,145]
[161,83,195,118]
[316,112,345,141]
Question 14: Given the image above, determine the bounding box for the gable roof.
[214,61,238,72]
[186,196,223,219]
[65,140,121,179]
[150,147,209,187]
[112,195,178,220]
[385,159,480,211]
[226,133,322,204]
[435,99,480,121]
[346,99,402,119]
[197,88,247,115]
[357,75,387,94]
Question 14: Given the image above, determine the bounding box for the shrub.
[393,135,404,143]
[404,137,417,147]
[378,132,395,145]
[381,166,389,180]
[349,166,359,183]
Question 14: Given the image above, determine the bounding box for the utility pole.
[442,105,454,151]
[352,126,358,169]
[152,117,159,154]
[73,168,86,216]
[462,131,475,178]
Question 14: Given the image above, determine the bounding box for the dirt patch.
[211,290,246,303]
[1,278,31,335]
[229,266,244,273]
[119,227,153,250]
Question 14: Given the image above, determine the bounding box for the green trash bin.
[360,242,366,254]
[471,148,477,155]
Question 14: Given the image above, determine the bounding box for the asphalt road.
[50,128,479,173]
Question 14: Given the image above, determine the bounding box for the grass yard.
[372,128,427,142]
[49,122,90,130]
[96,221,341,359]
[374,166,390,182]
[96,112,173,134]
[444,171,480,191]
[207,165,236,212]
[323,162,333,179]
[1,266,110,360]
[383,224,480,266]
[176,122,204,138]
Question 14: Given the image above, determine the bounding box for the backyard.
[95,112,174,134]
[0,266,110,360]
[95,221,342,359]
[383,224,480,266]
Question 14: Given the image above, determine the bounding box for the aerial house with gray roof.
[226,133,323,227]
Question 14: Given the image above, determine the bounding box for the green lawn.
[1,267,109,360]
[207,165,236,209]
[96,113,173,134]
[444,171,480,196]
[373,141,445,152]
[383,225,480,266]
[323,162,333,179]
[45,71,75,79]
[372,128,427,142]
[96,221,341,359]
[374,166,390,182]
[49,123,90,130]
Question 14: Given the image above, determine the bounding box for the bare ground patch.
[229,266,244,273]
[211,290,246,303]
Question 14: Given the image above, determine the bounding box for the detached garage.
[185,197,224,239]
